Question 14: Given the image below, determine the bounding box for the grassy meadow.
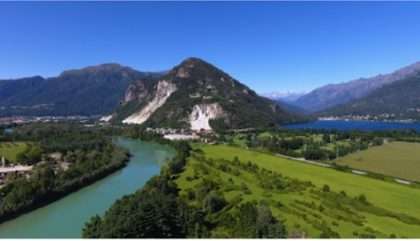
[176,144,420,238]
[337,141,420,182]
[0,142,28,162]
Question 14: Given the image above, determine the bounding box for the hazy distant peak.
[262,91,307,102]
[294,60,420,112]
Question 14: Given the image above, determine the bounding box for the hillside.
[176,144,420,238]
[293,61,420,113]
[0,64,160,116]
[320,72,420,120]
[112,58,303,131]
[275,100,308,115]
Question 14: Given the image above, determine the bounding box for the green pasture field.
[336,141,420,182]
[176,144,420,238]
[0,142,28,162]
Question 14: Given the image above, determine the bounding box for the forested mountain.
[320,72,420,120]
[293,61,420,112]
[275,100,307,115]
[0,64,161,116]
[112,58,303,131]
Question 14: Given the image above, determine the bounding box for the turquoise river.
[0,137,175,238]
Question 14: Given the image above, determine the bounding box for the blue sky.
[1,2,420,93]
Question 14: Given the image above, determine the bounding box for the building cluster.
[146,127,217,143]
[319,114,416,122]
[0,116,99,125]
[0,156,32,187]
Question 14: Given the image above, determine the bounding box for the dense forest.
[0,124,129,223]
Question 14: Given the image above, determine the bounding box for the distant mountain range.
[320,71,420,120]
[262,91,306,103]
[291,61,420,113]
[0,58,303,131]
[0,64,162,117]
[262,92,308,115]
[3,58,420,126]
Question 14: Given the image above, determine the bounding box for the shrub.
[203,191,227,213]
[357,194,368,204]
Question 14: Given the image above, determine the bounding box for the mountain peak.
[176,57,219,72]
[180,57,209,66]
[167,57,226,81]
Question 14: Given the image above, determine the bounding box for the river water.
[0,137,175,238]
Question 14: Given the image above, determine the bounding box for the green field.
[176,144,420,238]
[337,141,420,182]
[0,142,28,162]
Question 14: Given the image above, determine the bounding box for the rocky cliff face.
[112,57,302,131]
[189,103,225,131]
[122,80,177,124]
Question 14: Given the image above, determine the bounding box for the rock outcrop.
[123,80,177,124]
[189,103,225,131]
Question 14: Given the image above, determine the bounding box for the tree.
[83,215,103,238]
[320,229,340,238]
[256,203,286,238]
[203,191,227,213]
[357,194,368,204]
[33,165,56,193]
[322,134,331,144]
[233,202,286,238]
[235,202,258,237]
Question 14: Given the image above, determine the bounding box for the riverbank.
[319,117,419,123]
[0,146,129,225]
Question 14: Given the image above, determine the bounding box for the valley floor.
[176,144,420,238]
[336,141,420,182]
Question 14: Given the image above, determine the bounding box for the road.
[0,165,32,173]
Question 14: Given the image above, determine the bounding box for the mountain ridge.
[0,63,162,117]
[319,71,420,120]
[293,61,420,112]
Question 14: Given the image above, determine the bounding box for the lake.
[3,128,13,134]
[0,137,175,238]
[284,120,420,132]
